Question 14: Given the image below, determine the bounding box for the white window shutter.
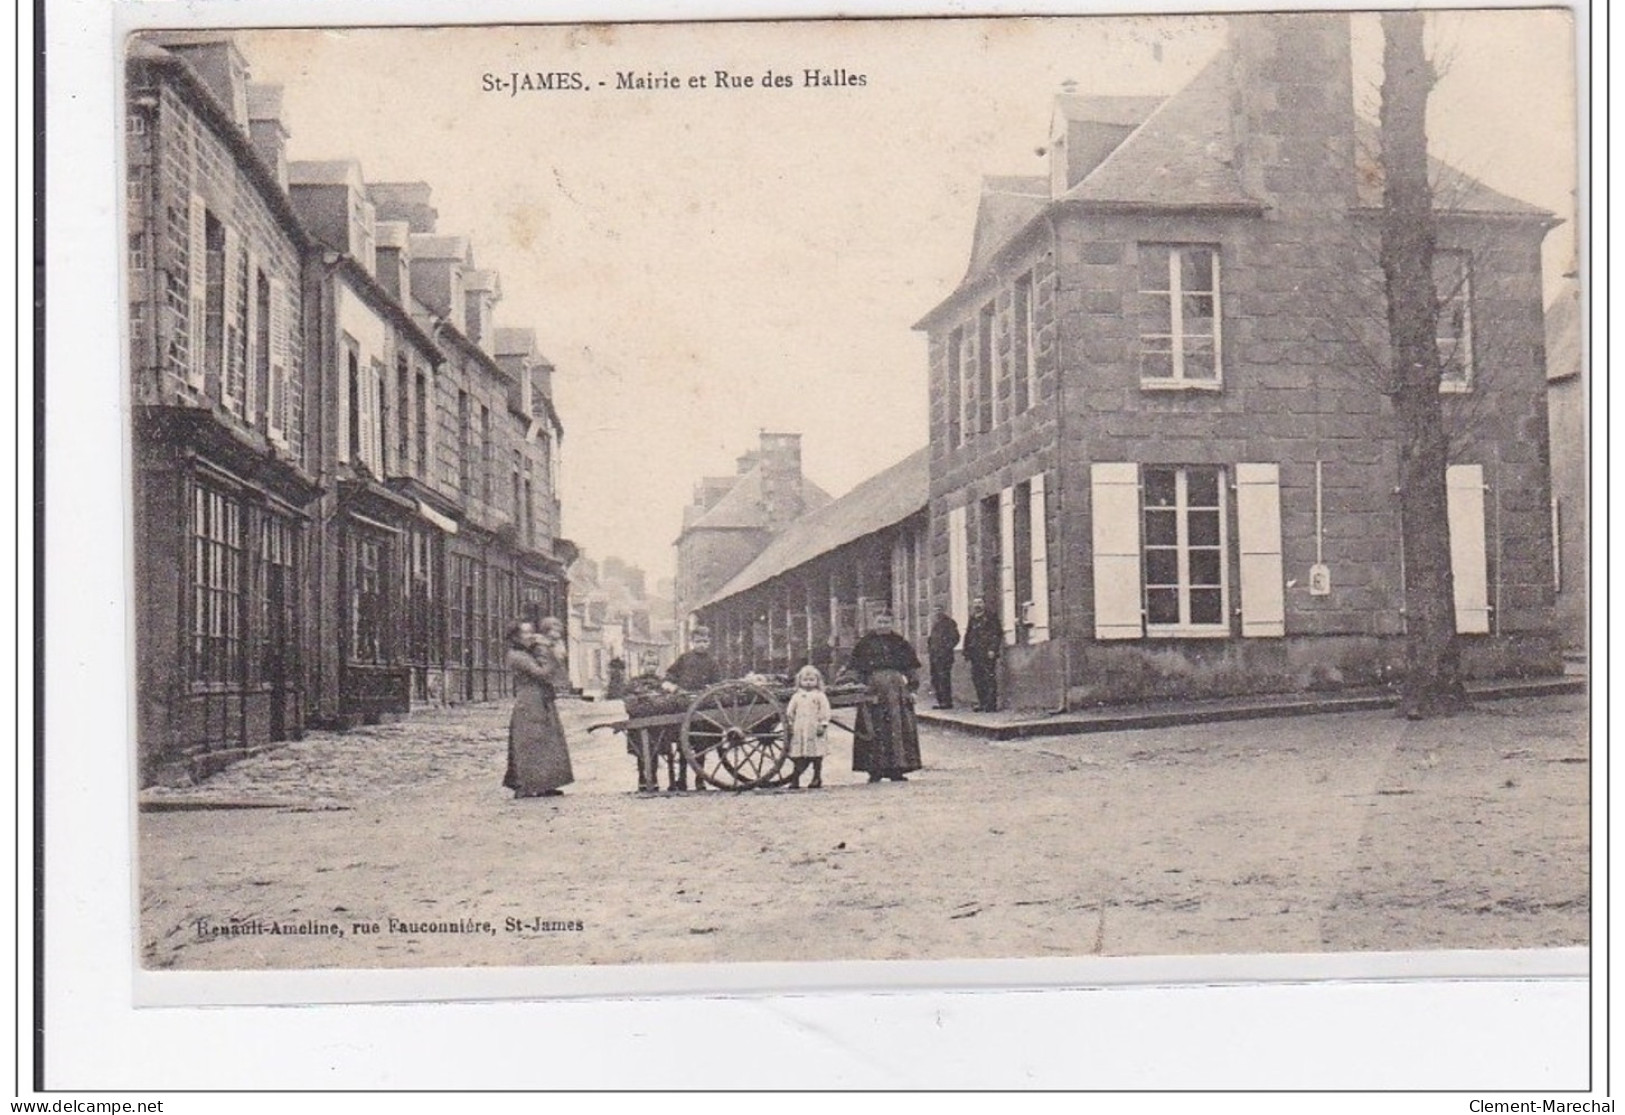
[1236,462,1286,637]
[999,487,1017,644]
[187,193,207,389]
[1029,472,1050,642]
[1447,464,1490,634]
[220,226,239,411]
[948,504,969,629]
[1091,462,1144,639]
[244,250,260,420]
[267,277,287,442]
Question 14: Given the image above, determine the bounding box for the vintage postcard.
[112,4,1587,1011]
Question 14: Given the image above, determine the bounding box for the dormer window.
[1139,243,1221,390]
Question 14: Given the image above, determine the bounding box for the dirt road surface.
[139,693,1589,969]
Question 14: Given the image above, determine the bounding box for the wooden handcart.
[593,679,875,792]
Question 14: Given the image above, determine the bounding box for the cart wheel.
[680,681,788,790]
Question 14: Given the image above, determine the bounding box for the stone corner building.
[671,431,831,647]
[917,12,1560,709]
[126,35,571,785]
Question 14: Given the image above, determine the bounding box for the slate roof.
[966,176,1049,274]
[700,447,930,608]
[681,466,833,533]
[1053,93,1165,128]
[1057,53,1257,211]
[1350,120,1552,217]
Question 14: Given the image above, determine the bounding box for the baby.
[784,664,832,789]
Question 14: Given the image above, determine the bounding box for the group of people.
[502,601,1006,800]
[926,597,1003,712]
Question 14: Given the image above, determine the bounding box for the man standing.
[926,603,960,709]
[656,625,724,791]
[962,597,1002,712]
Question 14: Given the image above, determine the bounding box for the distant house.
[1545,279,1585,652]
[672,431,831,646]
[694,447,930,676]
[916,12,1560,709]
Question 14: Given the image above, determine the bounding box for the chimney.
[369,181,439,234]
[462,269,501,353]
[755,431,805,529]
[246,83,288,190]
[374,220,412,304]
[1227,12,1355,217]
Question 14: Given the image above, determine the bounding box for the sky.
[236,10,1578,583]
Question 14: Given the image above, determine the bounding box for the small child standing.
[785,664,833,789]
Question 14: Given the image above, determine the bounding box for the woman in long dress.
[503,619,574,798]
[848,611,923,783]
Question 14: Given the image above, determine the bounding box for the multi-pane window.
[1142,466,1227,630]
[252,515,297,686]
[1013,273,1036,415]
[350,533,386,665]
[1139,244,1220,387]
[976,303,995,433]
[189,484,243,685]
[128,233,147,273]
[1434,250,1474,392]
[946,327,964,448]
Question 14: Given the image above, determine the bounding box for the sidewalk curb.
[916,677,1586,742]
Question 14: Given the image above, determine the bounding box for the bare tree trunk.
[1381,11,1468,719]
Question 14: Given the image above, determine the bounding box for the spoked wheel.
[679,681,789,790]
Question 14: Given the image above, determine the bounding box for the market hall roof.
[699,446,930,609]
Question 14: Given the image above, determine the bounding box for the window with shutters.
[1142,465,1228,633]
[978,494,1001,611]
[267,278,289,444]
[480,405,493,505]
[415,370,430,478]
[457,391,472,496]
[1139,243,1220,389]
[1013,480,1033,638]
[346,343,363,468]
[203,212,226,395]
[1434,250,1474,392]
[396,354,412,475]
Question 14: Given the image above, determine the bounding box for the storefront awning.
[416,499,459,534]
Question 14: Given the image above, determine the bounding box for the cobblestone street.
[139,693,1590,970]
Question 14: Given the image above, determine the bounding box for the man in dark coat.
[962,597,1002,712]
[926,604,960,709]
[660,626,724,790]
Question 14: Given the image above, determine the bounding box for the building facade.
[693,448,930,678]
[127,36,573,782]
[127,38,321,783]
[672,431,831,646]
[917,13,1560,709]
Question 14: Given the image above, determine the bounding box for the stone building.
[126,37,320,783]
[916,12,1560,709]
[126,35,573,783]
[693,448,930,677]
[302,178,569,718]
[671,431,831,644]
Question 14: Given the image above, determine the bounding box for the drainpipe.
[1045,211,1071,715]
